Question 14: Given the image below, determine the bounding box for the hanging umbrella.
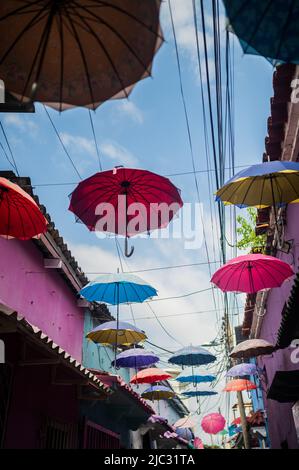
[226,363,257,377]
[194,437,204,449]
[141,385,175,401]
[175,427,194,441]
[164,368,181,378]
[223,1,299,65]
[86,320,146,346]
[211,254,294,294]
[0,177,47,239]
[216,161,299,208]
[130,367,172,385]
[182,389,218,398]
[80,273,157,304]
[174,416,196,429]
[168,346,216,366]
[176,369,216,384]
[69,167,183,256]
[0,1,163,110]
[201,413,226,435]
[223,379,257,392]
[111,348,159,368]
[218,429,228,436]
[230,338,275,359]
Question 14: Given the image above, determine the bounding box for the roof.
[0,303,112,396]
[89,371,155,415]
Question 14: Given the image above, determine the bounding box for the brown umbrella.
[229,339,275,359]
[0,1,163,111]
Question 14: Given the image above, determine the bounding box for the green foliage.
[236,207,266,252]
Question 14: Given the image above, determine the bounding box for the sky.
[0,0,274,442]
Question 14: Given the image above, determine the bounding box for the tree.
[236,208,266,252]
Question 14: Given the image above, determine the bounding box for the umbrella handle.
[125,237,134,257]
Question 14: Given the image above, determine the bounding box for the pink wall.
[258,203,299,448]
[0,238,84,361]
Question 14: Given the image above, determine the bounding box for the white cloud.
[116,100,144,124]
[100,141,138,167]
[59,132,96,157]
[4,114,38,135]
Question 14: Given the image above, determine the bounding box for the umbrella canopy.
[111,348,159,368]
[175,427,194,441]
[201,413,226,435]
[0,177,47,239]
[141,385,175,401]
[223,1,299,65]
[223,379,257,392]
[182,389,218,398]
[86,320,146,346]
[164,368,181,378]
[219,429,228,436]
[211,254,294,294]
[80,272,157,304]
[174,416,196,429]
[216,161,299,208]
[176,369,216,384]
[69,167,183,256]
[168,346,216,366]
[226,363,257,377]
[130,367,171,384]
[0,1,163,110]
[230,339,275,359]
[194,437,204,449]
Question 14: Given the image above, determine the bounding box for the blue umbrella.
[176,369,216,384]
[111,348,159,368]
[175,427,194,441]
[168,346,216,366]
[80,273,157,304]
[182,390,218,398]
[226,363,257,378]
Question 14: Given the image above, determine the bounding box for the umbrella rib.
[280,172,299,201]
[56,10,65,112]
[275,0,296,61]
[63,5,95,108]
[240,0,274,55]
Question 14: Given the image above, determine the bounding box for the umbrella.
[80,273,157,304]
[168,346,216,366]
[130,367,172,384]
[68,167,183,256]
[211,253,294,294]
[176,369,216,384]
[111,348,159,368]
[182,390,218,398]
[230,339,275,359]
[216,161,299,208]
[223,1,299,65]
[0,177,47,239]
[141,385,175,401]
[219,429,228,436]
[86,320,146,346]
[201,413,226,435]
[174,416,196,429]
[175,427,194,441]
[194,437,204,449]
[226,363,257,377]
[223,379,257,392]
[164,368,181,378]
[0,1,163,110]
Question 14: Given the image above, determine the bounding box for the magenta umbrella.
[201,413,226,435]
[211,254,294,294]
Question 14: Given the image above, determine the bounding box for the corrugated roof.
[0,304,112,395]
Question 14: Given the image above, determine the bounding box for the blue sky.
[0,0,274,437]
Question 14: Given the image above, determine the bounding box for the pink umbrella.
[201,413,226,435]
[211,254,294,294]
[194,437,204,449]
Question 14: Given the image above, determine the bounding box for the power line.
[147,287,213,302]
[124,305,242,321]
[88,109,102,171]
[0,120,19,176]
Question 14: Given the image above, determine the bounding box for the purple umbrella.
[111,348,159,368]
[226,363,257,378]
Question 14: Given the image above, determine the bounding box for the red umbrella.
[223,379,257,392]
[0,177,47,239]
[69,167,183,256]
[130,367,172,384]
[211,253,294,294]
[201,413,226,435]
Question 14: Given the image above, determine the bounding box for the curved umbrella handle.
[125,237,134,257]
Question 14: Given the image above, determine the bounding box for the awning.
[276,272,299,349]
[267,370,299,403]
[0,304,112,397]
